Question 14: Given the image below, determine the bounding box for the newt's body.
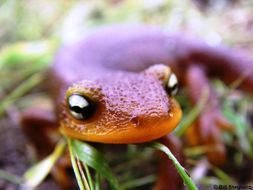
[52,26,184,143]
[21,25,253,189]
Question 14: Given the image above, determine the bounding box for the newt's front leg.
[185,64,234,165]
[20,107,58,158]
[154,135,184,190]
[20,107,73,188]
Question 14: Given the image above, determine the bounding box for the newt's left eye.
[67,93,96,120]
[166,73,178,96]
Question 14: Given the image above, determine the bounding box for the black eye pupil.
[67,94,96,120]
[71,106,83,113]
[171,83,178,91]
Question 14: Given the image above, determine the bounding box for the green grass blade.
[23,140,66,189]
[76,159,92,190]
[211,166,235,184]
[67,138,89,190]
[95,173,102,190]
[0,41,55,68]
[0,72,44,117]
[68,138,122,190]
[121,174,156,190]
[83,162,95,190]
[0,169,22,185]
[148,142,198,190]
[68,138,86,190]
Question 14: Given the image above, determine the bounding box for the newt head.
[60,64,182,143]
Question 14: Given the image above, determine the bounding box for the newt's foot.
[185,103,234,166]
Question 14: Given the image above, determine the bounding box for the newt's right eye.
[67,93,96,120]
[166,72,178,96]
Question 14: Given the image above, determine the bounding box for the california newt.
[20,25,253,189]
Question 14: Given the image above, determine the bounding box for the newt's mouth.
[60,98,182,144]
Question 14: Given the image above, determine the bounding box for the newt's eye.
[67,94,96,120]
[166,73,178,96]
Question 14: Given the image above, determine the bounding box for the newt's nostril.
[130,116,141,126]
